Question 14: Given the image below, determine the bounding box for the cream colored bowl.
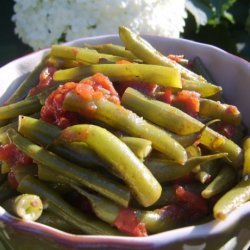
[0,35,249,250]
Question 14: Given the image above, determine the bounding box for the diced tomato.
[158,88,173,104]
[115,80,158,98]
[76,73,120,105]
[173,90,200,117]
[0,143,33,167]
[7,171,19,189]
[175,185,208,216]
[29,66,57,96]
[167,54,184,63]
[41,73,120,128]
[113,208,147,237]
[116,60,133,64]
[40,82,80,128]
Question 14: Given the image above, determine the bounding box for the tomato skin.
[114,208,147,237]
[173,90,200,117]
[0,143,33,167]
[8,171,19,189]
[40,82,80,129]
[175,185,208,217]
[29,67,57,96]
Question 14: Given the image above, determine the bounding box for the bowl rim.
[0,34,250,249]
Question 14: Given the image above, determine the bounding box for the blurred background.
[0,0,249,67]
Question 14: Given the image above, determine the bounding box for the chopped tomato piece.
[8,171,19,189]
[175,185,208,215]
[115,80,158,97]
[158,88,173,104]
[167,54,184,62]
[173,90,200,117]
[116,60,132,64]
[114,208,147,237]
[0,143,33,167]
[29,66,57,96]
[40,82,80,128]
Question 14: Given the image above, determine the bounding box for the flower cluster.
[12,0,186,50]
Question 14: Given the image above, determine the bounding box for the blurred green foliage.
[0,0,249,67]
[183,0,250,60]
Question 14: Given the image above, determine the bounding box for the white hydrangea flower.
[12,0,187,50]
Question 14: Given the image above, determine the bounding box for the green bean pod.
[58,124,162,207]
[0,95,41,121]
[121,87,242,167]
[182,79,222,98]
[37,211,82,234]
[243,137,250,175]
[145,153,227,183]
[2,194,43,221]
[53,63,182,89]
[17,175,124,235]
[199,98,241,126]
[119,136,152,159]
[195,160,220,184]
[8,129,130,207]
[47,56,81,69]
[85,43,138,60]
[18,115,151,165]
[5,57,46,104]
[72,184,179,234]
[118,26,207,84]
[0,180,16,203]
[63,92,187,164]
[213,179,250,220]
[201,165,236,199]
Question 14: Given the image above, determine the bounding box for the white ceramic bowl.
[0,35,249,250]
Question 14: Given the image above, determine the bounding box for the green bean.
[17,175,124,235]
[18,115,151,165]
[1,162,10,174]
[0,180,16,203]
[8,129,130,207]
[145,153,227,183]
[58,124,162,207]
[195,160,220,184]
[5,57,46,104]
[53,63,182,89]
[11,164,38,183]
[0,120,18,144]
[121,87,242,167]
[0,95,41,121]
[213,179,250,220]
[118,26,208,84]
[242,137,250,175]
[199,98,241,126]
[119,136,152,159]
[182,79,222,98]
[37,211,82,233]
[243,137,250,151]
[51,45,126,64]
[63,92,187,164]
[85,43,138,61]
[71,184,179,234]
[2,194,43,221]
[201,165,236,199]
[47,56,81,69]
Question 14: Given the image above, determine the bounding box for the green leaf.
[246,8,250,32]
[210,0,237,17]
[185,0,214,27]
